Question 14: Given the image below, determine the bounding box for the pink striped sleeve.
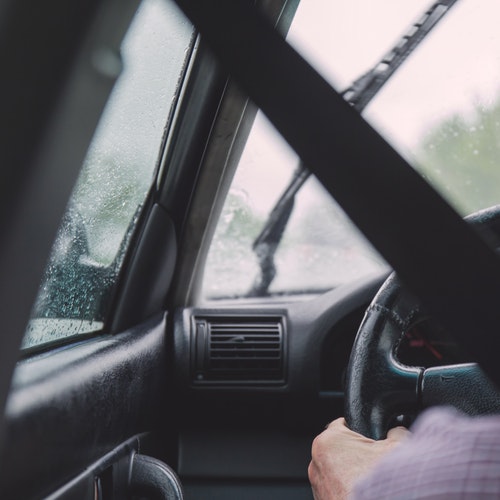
[353,407,500,499]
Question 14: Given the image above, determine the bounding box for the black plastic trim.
[159,42,227,234]
[111,204,177,333]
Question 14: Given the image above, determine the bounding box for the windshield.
[202,0,500,300]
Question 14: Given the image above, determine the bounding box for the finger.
[386,425,411,441]
[324,417,346,430]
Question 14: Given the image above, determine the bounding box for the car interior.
[1,0,500,498]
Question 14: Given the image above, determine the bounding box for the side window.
[202,111,387,300]
[23,0,193,350]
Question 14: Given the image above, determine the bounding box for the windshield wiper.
[247,0,459,297]
[341,0,459,110]
[248,166,309,297]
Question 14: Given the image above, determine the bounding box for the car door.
[0,0,203,497]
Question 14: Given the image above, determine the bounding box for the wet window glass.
[23,0,193,350]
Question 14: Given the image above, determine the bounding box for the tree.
[416,98,500,214]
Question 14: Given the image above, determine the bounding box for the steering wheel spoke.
[421,363,500,415]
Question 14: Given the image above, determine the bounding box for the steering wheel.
[345,205,500,440]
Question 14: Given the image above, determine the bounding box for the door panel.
[1,316,168,498]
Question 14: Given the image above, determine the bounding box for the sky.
[287,0,429,90]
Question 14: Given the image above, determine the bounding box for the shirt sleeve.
[352,406,500,499]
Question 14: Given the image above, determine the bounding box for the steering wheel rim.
[345,205,500,440]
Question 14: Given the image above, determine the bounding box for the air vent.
[191,316,285,385]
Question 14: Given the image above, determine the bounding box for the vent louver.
[192,316,285,385]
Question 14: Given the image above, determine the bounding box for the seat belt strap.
[174,0,500,383]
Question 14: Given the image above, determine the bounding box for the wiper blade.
[342,0,459,110]
[247,0,459,297]
[248,166,309,297]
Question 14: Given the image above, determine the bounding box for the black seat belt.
[174,0,500,384]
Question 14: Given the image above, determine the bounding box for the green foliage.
[416,98,500,214]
